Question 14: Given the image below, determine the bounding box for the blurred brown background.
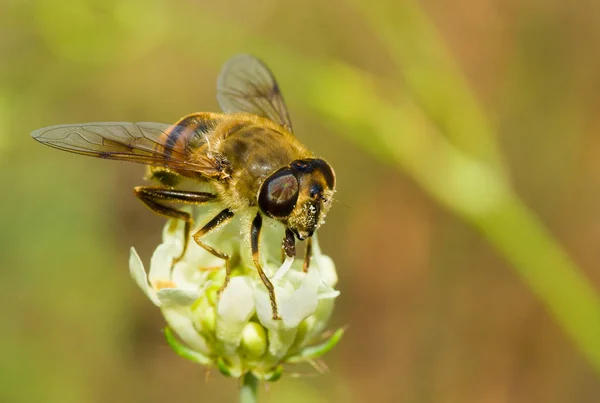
[2,0,600,402]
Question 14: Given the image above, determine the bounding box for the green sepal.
[262,365,283,382]
[286,327,345,363]
[164,327,212,365]
[217,357,233,377]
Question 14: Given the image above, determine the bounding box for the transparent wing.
[217,54,293,133]
[30,121,218,174]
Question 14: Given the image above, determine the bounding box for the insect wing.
[30,122,215,172]
[217,54,293,133]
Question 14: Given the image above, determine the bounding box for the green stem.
[239,372,259,403]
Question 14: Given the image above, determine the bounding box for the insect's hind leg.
[192,208,235,296]
[134,186,216,262]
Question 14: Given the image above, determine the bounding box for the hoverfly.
[31,54,336,319]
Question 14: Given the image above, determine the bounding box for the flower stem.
[239,372,259,403]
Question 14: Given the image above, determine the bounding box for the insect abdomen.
[157,112,225,158]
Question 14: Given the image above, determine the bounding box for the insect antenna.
[332,197,351,209]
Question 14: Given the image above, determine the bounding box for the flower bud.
[240,322,268,360]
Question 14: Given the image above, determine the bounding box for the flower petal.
[162,307,212,356]
[318,290,341,299]
[156,288,201,307]
[305,297,336,341]
[254,267,321,330]
[216,276,256,350]
[278,267,320,328]
[148,243,179,283]
[171,260,211,291]
[129,247,159,305]
[315,254,337,287]
[272,256,294,281]
[267,326,298,358]
[254,283,292,330]
[162,216,187,247]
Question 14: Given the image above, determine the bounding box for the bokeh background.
[2,0,600,402]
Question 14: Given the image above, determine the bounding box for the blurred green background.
[2,0,600,402]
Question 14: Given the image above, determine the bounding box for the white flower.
[129,207,343,380]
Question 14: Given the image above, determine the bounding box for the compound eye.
[312,159,336,189]
[259,169,299,218]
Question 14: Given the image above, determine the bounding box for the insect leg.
[303,237,313,273]
[134,186,216,261]
[192,208,235,295]
[282,228,296,262]
[251,213,280,320]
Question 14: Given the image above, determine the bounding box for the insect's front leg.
[192,208,235,295]
[252,213,280,320]
[281,228,296,263]
[303,237,313,273]
[134,186,216,262]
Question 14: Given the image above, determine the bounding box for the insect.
[31,54,336,320]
